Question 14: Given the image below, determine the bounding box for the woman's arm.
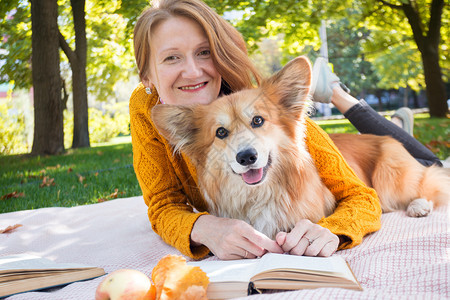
[305,117,382,249]
[130,85,210,259]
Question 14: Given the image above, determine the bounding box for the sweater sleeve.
[305,118,382,249]
[129,84,210,259]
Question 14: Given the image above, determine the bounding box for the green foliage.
[0,98,130,155]
[0,1,32,89]
[204,0,448,93]
[57,0,137,100]
[64,106,130,149]
[0,143,140,213]
[1,0,137,98]
[325,17,380,96]
[0,97,28,155]
[354,0,449,88]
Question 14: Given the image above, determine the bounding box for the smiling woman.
[143,16,222,105]
[129,0,381,261]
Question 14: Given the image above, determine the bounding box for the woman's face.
[146,16,222,105]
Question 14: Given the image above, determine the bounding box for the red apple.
[95,269,152,300]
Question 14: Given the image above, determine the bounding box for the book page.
[188,259,260,283]
[254,253,355,281]
[0,254,96,273]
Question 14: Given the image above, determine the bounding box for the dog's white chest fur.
[202,184,294,238]
[201,154,335,239]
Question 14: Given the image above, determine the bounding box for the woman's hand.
[191,215,284,260]
[275,219,339,257]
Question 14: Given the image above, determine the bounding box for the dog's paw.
[406,198,433,217]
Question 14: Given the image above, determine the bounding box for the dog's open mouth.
[242,168,264,184]
[240,156,271,185]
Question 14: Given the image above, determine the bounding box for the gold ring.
[244,250,248,258]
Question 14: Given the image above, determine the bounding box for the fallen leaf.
[0,224,23,234]
[47,164,61,170]
[39,176,55,188]
[1,191,25,200]
[77,173,85,184]
[97,189,126,203]
[109,189,119,199]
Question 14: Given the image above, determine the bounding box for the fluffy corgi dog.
[151,56,450,239]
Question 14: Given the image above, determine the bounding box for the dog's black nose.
[236,148,258,166]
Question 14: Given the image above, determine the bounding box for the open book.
[0,254,105,298]
[188,253,362,299]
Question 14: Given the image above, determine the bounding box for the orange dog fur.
[152,56,450,239]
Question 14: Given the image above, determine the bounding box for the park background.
[0,0,448,213]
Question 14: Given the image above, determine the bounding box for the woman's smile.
[178,82,208,91]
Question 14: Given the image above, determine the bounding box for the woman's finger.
[281,219,313,252]
[242,225,283,255]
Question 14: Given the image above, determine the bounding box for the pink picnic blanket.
[0,196,449,299]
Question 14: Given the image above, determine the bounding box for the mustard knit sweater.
[130,83,382,259]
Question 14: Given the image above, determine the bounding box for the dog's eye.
[216,127,228,139]
[251,116,264,128]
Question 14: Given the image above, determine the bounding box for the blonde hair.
[133,0,261,94]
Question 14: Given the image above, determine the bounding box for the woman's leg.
[311,58,442,167]
[333,86,442,167]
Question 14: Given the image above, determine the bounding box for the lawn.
[0,142,142,214]
[1,114,448,214]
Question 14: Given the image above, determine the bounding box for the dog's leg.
[406,198,433,217]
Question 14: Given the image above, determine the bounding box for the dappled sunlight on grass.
[0,143,141,214]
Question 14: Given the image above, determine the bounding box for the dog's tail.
[417,165,450,207]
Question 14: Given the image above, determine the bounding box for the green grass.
[1,114,448,214]
[0,142,141,214]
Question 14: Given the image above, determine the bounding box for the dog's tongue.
[242,168,263,184]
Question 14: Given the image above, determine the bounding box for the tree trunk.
[400,0,447,117]
[412,89,419,108]
[420,45,447,117]
[71,0,90,148]
[31,0,64,155]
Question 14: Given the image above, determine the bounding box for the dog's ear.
[263,56,311,117]
[151,104,198,153]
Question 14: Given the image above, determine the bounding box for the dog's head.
[151,56,311,187]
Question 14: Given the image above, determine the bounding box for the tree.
[207,0,448,117]
[59,0,89,148]
[1,0,137,154]
[360,0,450,117]
[30,0,64,155]
[376,0,447,117]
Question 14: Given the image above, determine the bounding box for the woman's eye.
[163,55,178,62]
[216,127,228,139]
[251,116,264,128]
[198,49,210,57]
